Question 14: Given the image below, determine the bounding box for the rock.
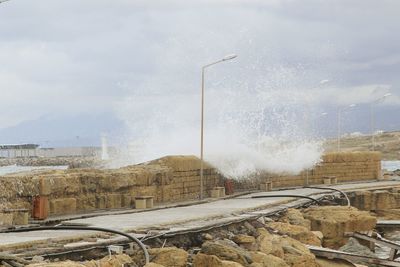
[266,222,321,246]
[311,231,323,241]
[31,255,45,263]
[201,241,252,266]
[339,238,376,258]
[303,206,377,248]
[280,209,311,230]
[84,254,133,267]
[232,234,257,250]
[203,233,214,240]
[149,247,188,267]
[244,221,257,236]
[233,235,256,244]
[144,263,165,267]
[256,228,284,259]
[27,262,85,267]
[193,253,244,267]
[249,251,289,267]
[279,236,319,267]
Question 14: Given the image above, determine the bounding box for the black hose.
[304,186,350,206]
[2,226,149,265]
[250,194,321,205]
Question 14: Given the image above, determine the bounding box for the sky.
[0,0,399,147]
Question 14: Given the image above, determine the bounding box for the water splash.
[113,65,324,178]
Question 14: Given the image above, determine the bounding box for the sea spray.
[113,66,325,178]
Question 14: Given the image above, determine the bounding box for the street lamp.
[0,0,11,4]
[200,54,237,200]
[337,104,356,152]
[370,93,391,150]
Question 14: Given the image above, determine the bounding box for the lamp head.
[222,54,238,61]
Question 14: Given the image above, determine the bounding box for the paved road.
[1,179,399,247]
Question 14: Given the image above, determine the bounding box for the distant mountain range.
[0,113,126,147]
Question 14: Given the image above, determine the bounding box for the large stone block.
[50,198,77,215]
[304,206,376,249]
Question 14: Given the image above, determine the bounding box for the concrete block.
[0,212,13,226]
[50,198,77,215]
[218,187,225,197]
[135,196,154,209]
[260,182,273,191]
[211,188,220,198]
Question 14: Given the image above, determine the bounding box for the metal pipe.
[3,226,149,265]
[250,194,321,205]
[304,186,350,206]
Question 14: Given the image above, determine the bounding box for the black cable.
[303,186,350,206]
[250,194,321,205]
[2,226,149,265]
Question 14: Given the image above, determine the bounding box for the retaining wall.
[0,152,381,221]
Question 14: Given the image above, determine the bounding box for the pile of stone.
[16,205,377,267]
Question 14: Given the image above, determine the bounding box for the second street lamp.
[200,54,237,200]
[337,104,356,152]
[370,93,391,150]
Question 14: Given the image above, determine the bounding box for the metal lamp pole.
[370,93,391,150]
[200,54,237,200]
[337,104,356,152]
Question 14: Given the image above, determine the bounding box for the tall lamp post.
[200,54,237,200]
[370,93,391,150]
[305,112,328,186]
[337,104,356,152]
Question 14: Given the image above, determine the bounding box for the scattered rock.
[201,240,253,266]
[203,233,214,240]
[144,263,165,267]
[280,236,318,267]
[266,222,321,246]
[149,247,188,267]
[249,251,289,267]
[193,253,244,267]
[280,209,311,230]
[256,228,284,259]
[85,254,133,267]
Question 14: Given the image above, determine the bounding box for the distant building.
[0,144,116,158]
[0,144,39,158]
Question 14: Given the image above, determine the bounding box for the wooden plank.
[308,245,400,267]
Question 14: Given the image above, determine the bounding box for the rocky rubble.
[1,206,376,267]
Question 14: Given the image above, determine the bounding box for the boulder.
[266,222,321,246]
[193,253,244,267]
[148,247,188,267]
[27,262,85,267]
[255,228,284,258]
[249,251,289,267]
[85,254,133,267]
[303,206,376,248]
[280,209,311,230]
[280,236,319,267]
[201,240,253,266]
[144,263,165,267]
[232,234,257,250]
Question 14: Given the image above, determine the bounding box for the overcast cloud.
[0,0,399,145]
